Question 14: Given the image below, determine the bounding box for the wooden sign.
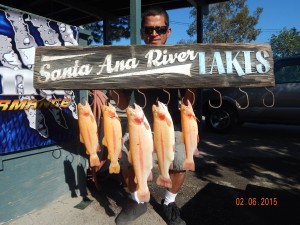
[34,43,274,90]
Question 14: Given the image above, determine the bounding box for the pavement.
[5,123,300,225]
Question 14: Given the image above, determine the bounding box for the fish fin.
[197,135,200,143]
[166,117,172,127]
[89,154,101,167]
[128,150,133,164]
[137,189,150,203]
[182,159,195,171]
[134,176,138,184]
[109,162,120,174]
[194,148,199,156]
[156,175,172,188]
[102,137,107,146]
[147,170,153,182]
[143,121,150,130]
[79,133,84,143]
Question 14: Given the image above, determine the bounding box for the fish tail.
[156,175,172,188]
[109,161,120,174]
[89,154,101,167]
[137,189,150,203]
[182,159,195,171]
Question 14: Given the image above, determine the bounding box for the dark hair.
[141,6,169,27]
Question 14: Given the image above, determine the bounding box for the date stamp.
[235,197,278,206]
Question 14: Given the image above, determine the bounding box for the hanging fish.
[152,101,175,188]
[180,100,199,171]
[102,103,123,174]
[126,103,153,202]
[78,100,101,167]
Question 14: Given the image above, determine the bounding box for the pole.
[130,0,141,44]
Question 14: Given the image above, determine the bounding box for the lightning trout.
[78,100,101,167]
[102,103,123,174]
[152,101,175,188]
[126,103,153,202]
[180,100,199,171]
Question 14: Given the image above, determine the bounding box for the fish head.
[181,100,195,118]
[102,102,117,118]
[126,103,145,125]
[152,101,168,121]
[78,100,92,117]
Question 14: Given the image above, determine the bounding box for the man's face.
[141,15,171,45]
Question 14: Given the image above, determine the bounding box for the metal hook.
[235,88,249,109]
[209,88,222,108]
[263,87,275,108]
[163,89,171,105]
[111,90,119,106]
[181,89,195,106]
[187,89,195,106]
[137,89,147,109]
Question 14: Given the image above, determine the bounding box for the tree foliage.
[82,16,130,44]
[187,0,262,43]
[270,27,300,59]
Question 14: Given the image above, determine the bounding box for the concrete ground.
[5,123,300,225]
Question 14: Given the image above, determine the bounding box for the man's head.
[141,7,171,45]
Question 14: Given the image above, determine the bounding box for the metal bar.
[103,19,111,45]
[0,145,65,172]
[130,0,141,44]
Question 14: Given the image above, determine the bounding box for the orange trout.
[102,103,123,174]
[78,101,101,167]
[180,100,199,171]
[126,103,153,203]
[152,101,175,188]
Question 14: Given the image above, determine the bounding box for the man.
[111,6,197,225]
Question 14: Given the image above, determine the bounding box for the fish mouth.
[127,103,145,122]
[157,101,168,111]
[80,97,87,105]
[181,100,193,109]
[131,103,143,113]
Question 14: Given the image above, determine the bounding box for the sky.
[113,0,300,45]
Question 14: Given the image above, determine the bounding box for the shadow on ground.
[85,123,300,225]
[196,123,300,192]
[180,182,300,225]
[86,171,128,217]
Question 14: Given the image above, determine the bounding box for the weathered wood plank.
[34,43,274,89]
